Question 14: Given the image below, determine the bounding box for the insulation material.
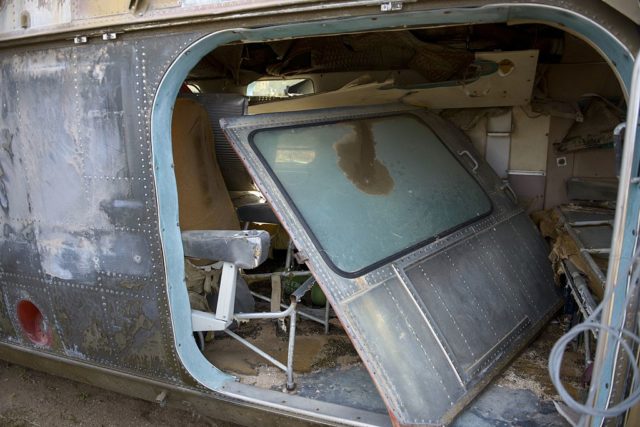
[554,99,623,153]
[265,32,474,83]
[534,207,610,300]
[249,50,539,113]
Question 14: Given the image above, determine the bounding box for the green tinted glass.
[252,115,491,274]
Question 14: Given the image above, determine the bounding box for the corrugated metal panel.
[185,93,255,191]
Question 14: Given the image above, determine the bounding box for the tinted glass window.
[252,114,491,274]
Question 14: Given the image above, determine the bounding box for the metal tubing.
[287,303,298,391]
[570,220,614,227]
[585,330,592,365]
[285,240,294,271]
[227,296,303,391]
[582,248,611,255]
[234,301,296,320]
[243,271,311,280]
[252,291,328,325]
[560,212,607,287]
[324,301,331,335]
[562,261,598,319]
[587,49,640,424]
[226,277,315,389]
[224,329,288,372]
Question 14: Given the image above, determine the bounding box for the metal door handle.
[458,150,479,172]
[500,182,518,204]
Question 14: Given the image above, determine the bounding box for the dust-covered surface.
[496,318,586,402]
[204,313,382,411]
[454,318,585,426]
[0,360,220,427]
[0,314,584,426]
[205,316,360,377]
[207,313,584,425]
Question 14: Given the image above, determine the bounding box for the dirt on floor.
[0,361,221,427]
[496,316,587,402]
[205,314,358,377]
[0,313,587,427]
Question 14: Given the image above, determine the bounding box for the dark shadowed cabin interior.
[171,23,624,425]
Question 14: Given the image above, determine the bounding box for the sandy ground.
[0,360,220,427]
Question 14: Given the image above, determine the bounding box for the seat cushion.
[172,98,240,231]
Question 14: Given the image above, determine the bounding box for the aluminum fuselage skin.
[0,1,638,426]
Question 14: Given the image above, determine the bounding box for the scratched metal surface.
[0,31,202,384]
[222,104,563,426]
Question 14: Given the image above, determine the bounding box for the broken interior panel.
[170,24,624,426]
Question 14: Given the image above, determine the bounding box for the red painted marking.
[16,300,51,346]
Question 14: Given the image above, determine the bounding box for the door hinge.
[380,1,404,12]
[102,32,117,41]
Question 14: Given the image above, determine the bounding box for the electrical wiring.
[548,254,640,422]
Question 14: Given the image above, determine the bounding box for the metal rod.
[586,50,640,422]
[285,240,293,271]
[562,261,598,320]
[585,329,592,365]
[570,220,614,227]
[243,271,311,280]
[251,282,331,326]
[286,303,297,391]
[224,329,287,372]
[324,301,331,335]
[234,301,295,320]
[560,211,607,287]
[252,291,328,325]
[581,248,611,255]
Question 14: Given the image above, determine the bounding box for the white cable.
[548,254,640,420]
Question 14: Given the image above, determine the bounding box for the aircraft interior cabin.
[170,23,627,425]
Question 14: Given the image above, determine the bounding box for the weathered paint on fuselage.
[0,1,639,426]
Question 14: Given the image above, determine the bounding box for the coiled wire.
[548,254,640,422]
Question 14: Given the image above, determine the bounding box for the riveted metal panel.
[0,287,15,339]
[0,273,61,350]
[222,104,563,425]
[0,29,201,385]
